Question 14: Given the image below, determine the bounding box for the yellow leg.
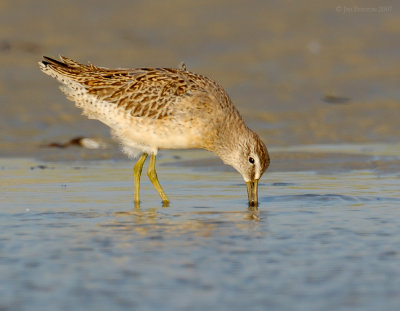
[133,153,148,204]
[147,154,169,203]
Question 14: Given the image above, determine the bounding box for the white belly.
[113,117,205,158]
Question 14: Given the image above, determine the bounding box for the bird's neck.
[208,112,249,166]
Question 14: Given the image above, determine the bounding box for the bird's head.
[235,132,269,207]
[215,129,270,207]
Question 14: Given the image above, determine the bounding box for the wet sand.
[1,1,400,310]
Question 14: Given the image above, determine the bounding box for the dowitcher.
[39,56,270,206]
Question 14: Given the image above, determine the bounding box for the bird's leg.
[133,153,148,204]
[147,154,169,204]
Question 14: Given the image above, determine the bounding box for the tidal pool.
[1,149,399,311]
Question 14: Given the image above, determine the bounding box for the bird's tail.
[38,56,94,83]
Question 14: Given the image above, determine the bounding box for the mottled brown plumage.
[39,56,270,206]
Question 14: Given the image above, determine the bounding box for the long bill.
[246,180,259,207]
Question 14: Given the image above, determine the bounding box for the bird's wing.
[40,56,222,120]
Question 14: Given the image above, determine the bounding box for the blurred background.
[0,0,399,158]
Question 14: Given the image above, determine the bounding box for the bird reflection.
[109,203,262,239]
[134,200,169,209]
[246,205,260,221]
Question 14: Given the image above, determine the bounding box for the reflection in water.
[247,205,260,221]
[111,205,262,239]
[2,158,400,311]
[134,200,170,209]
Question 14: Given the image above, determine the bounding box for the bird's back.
[39,56,244,155]
[40,56,235,117]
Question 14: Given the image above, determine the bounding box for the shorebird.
[39,56,270,206]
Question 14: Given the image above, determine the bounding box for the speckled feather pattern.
[39,56,269,180]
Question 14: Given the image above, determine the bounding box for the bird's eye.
[249,157,255,164]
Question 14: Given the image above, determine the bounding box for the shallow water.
[1,0,400,156]
[1,151,399,311]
